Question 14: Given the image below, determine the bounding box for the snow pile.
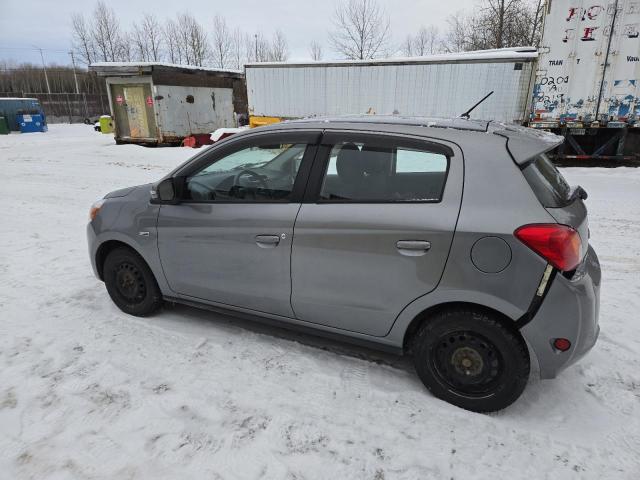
[0,125,639,479]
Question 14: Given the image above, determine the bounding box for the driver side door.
[157,131,320,317]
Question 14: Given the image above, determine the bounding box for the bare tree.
[132,22,150,61]
[402,26,441,56]
[211,15,232,69]
[269,30,289,62]
[526,0,545,47]
[118,31,133,62]
[414,26,440,55]
[164,19,182,64]
[443,0,542,52]
[141,14,163,61]
[309,40,323,61]
[71,13,96,65]
[442,12,470,52]
[230,27,245,69]
[173,13,210,66]
[93,0,122,62]
[245,32,271,62]
[329,0,390,59]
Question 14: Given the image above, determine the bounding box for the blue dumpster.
[0,98,46,131]
[17,113,47,133]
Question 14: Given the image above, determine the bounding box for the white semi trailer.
[531,0,640,160]
[246,48,537,126]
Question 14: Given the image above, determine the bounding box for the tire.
[412,307,530,413]
[103,247,162,317]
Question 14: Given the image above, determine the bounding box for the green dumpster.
[0,116,9,135]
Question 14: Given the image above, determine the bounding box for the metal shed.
[245,48,538,125]
[90,62,247,145]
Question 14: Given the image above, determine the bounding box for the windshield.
[521,153,571,208]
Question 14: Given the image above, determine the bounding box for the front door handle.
[255,235,281,248]
[396,240,431,256]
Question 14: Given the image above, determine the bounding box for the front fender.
[87,187,170,295]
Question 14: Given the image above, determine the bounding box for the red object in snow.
[182,134,214,148]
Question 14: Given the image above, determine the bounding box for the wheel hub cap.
[115,262,145,303]
[431,331,504,397]
[451,347,484,376]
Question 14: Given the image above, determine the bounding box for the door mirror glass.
[156,177,176,202]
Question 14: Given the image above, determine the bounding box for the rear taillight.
[514,224,582,271]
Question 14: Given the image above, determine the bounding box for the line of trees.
[71,1,290,69]
[69,0,544,68]
[331,0,544,59]
[0,62,106,95]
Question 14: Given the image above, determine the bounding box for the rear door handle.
[255,234,281,248]
[396,240,431,256]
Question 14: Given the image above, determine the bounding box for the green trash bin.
[0,116,9,135]
[99,115,114,134]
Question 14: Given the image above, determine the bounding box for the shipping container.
[245,48,538,125]
[0,97,46,131]
[530,0,640,160]
[90,62,247,145]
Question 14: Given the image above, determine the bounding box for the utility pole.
[34,46,51,94]
[254,33,258,62]
[69,51,80,94]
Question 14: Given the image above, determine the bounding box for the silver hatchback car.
[87,116,600,412]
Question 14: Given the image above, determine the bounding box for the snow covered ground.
[0,125,639,479]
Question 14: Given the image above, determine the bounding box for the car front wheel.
[412,307,530,412]
[103,247,162,317]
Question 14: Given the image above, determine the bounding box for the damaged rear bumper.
[520,245,601,379]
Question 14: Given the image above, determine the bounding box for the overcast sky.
[0,0,472,66]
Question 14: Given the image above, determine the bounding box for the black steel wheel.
[412,307,530,412]
[103,247,162,317]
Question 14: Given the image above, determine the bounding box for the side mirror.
[151,177,180,203]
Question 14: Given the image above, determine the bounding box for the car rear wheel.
[103,247,162,317]
[412,307,530,412]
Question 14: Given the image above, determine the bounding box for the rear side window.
[320,142,448,202]
[521,153,571,208]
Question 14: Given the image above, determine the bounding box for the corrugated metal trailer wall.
[246,50,537,124]
[530,0,640,161]
[533,0,640,125]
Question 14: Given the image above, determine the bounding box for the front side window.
[185,142,307,202]
[320,142,448,202]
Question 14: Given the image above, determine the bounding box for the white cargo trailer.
[245,48,538,126]
[531,0,640,160]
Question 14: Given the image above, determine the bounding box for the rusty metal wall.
[154,85,235,138]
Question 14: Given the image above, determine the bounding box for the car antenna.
[460,91,494,119]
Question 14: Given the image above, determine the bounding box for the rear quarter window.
[521,153,571,208]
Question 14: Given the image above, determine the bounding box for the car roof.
[255,115,563,165]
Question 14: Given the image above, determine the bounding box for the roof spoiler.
[493,125,564,166]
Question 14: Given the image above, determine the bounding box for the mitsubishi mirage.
[87,116,600,412]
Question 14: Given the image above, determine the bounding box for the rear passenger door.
[291,131,463,336]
